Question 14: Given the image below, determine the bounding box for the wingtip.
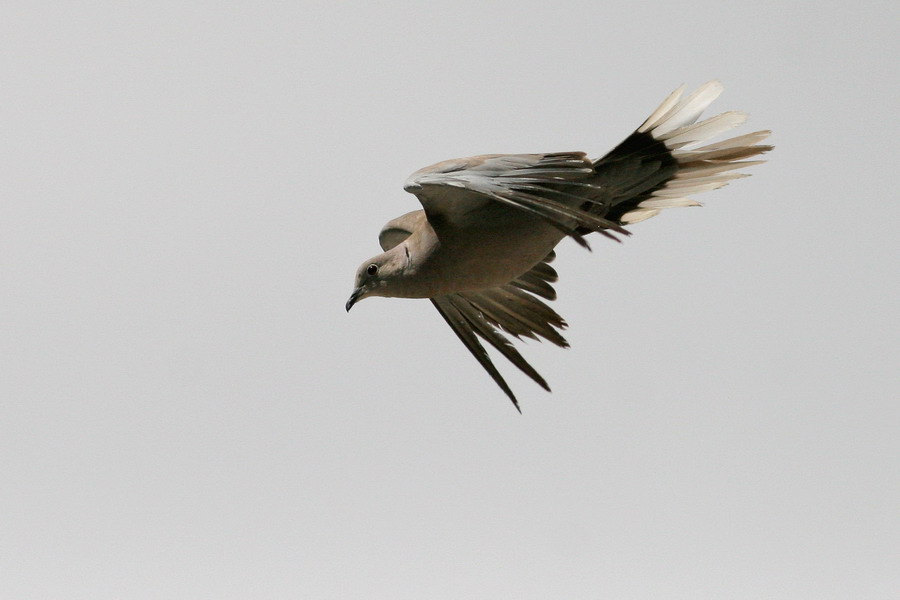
[502,386,522,413]
[500,377,522,406]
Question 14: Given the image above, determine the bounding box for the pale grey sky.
[1,1,897,599]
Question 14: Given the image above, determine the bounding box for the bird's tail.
[585,80,772,226]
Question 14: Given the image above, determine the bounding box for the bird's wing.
[430,252,565,411]
[378,210,426,251]
[404,153,629,247]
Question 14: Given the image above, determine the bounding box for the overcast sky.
[1,1,897,599]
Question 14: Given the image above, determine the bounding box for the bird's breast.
[406,215,565,297]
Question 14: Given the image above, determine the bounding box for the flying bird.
[346,81,771,411]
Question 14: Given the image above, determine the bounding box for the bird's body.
[347,81,772,410]
[383,204,564,298]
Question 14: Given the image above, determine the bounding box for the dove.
[346,81,771,411]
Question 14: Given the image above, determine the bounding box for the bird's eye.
[366,264,378,276]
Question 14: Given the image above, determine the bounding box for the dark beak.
[345,287,364,312]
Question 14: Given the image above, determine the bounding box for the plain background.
[1,1,897,598]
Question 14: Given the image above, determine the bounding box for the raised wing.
[430,252,565,411]
[378,210,426,251]
[404,153,629,247]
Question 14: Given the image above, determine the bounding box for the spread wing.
[404,153,629,247]
[430,251,565,412]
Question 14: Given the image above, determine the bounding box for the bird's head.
[345,245,410,311]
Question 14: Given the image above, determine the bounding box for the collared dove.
[346,81,771,411]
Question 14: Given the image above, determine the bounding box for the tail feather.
[586,80,771,227]
[641,80,725,136]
